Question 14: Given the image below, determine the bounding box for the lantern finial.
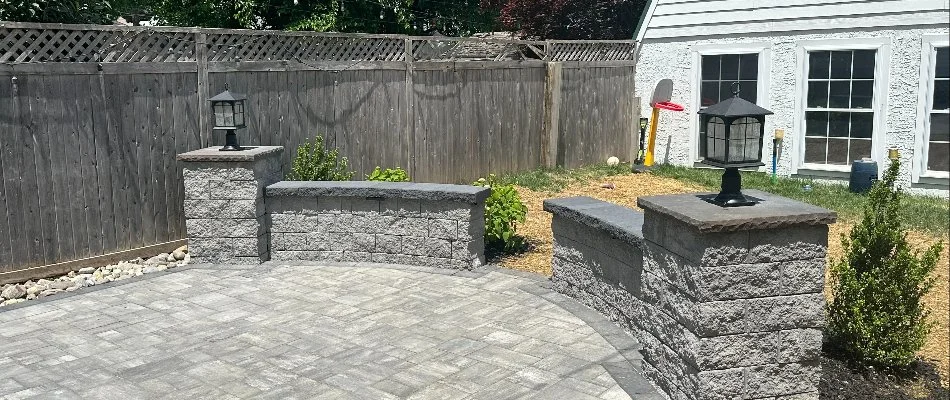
[731,82,740,98]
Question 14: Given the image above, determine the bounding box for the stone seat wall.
[544,194,835,400]
[265,181,489,269]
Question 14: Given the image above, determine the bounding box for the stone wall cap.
[265,181,491,203]
[543,196,644,246]
[637,190,837,233]
[177,146,284,162]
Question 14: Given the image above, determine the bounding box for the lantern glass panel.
[728,117,761,162]
[213,102,230,127]
[234,100,245,128]
[706,117,727,162]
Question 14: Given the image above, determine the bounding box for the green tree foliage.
[144,0,499,35]
[1,0,118,24]
[483,0,647,39]
[473,174,527,253]
[826,160,943,368]
[366,167,410,182]
[286,135,354,181]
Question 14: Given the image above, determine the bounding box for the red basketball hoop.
[653,101,684,112]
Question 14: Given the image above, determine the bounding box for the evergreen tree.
[826,159,943,368]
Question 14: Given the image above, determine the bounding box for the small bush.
[287,135,353,181]
[473,174,528,253]
[367,167,410,182]
[826,159,943,368]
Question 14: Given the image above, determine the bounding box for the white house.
[634,0,950,195]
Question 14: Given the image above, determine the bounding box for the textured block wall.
[267,195,486,269]
[179,147,284,264]
[638,213,827,400]
[546,195,833,400]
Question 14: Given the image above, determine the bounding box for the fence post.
[405,38,415,179]
[631,96,641,164]
[196,33,210,147]
[542,62,563,168]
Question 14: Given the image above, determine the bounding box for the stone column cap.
[637,190,836,233]
[265,181,491,203]
[542,196,644,246]
[177,146,283,162]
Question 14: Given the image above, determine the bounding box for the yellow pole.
[644,107,661,167]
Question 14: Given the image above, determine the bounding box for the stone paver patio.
[0,263,658,400]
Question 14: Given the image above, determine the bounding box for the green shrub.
[826,159,943,368]
[367,167,410,182]
[473,174,528,253]
[287,135,353,181]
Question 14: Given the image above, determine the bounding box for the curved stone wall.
[265,181,489,269]
[545,194,834,400]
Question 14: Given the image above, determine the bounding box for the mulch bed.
[820,352,949,399]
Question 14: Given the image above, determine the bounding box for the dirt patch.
[498,171,949,388]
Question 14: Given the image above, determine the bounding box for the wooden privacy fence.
[0,22,638,279]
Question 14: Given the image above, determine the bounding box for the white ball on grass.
[606,156,620,166]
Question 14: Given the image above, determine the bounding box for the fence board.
[93,74,118,253]
[57,74,90,259]
[20,79,49,263]
[0,77,14,269]
[76,75,104,257]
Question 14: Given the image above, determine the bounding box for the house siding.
[636,27,950,196]
[640,0,948,40]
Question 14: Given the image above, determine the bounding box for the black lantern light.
[209,88,247,151]
[698,83,774,207]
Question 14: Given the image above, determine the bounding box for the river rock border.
[0,246,190,308]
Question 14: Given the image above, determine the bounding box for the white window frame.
[913,34,950,183]
[689,42,771,164]
[792,38,890,175]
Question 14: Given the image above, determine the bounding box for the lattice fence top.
[0,22,636,64]
[547,41,636,62]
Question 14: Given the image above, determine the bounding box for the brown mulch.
[496,171,950,391]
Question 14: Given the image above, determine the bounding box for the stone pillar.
[636,190,836,400]
[177,146,283,264]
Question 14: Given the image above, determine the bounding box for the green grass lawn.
[650,164,950,236]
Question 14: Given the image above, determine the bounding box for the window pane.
[738,81,757,103]
[701,82,720,106]
[805,138,827,163]
[739,54,758,80]
[931,113,950,142]
[851,113,873,138]
[809,51,830,79]
[933,80,949,110]
[702,55,720,80]
[851,139,872,161]
[721,54,740,80]
[830,51,853,79]
[806,111,829,137]
[936,47,949,79]
[827,139,849,164]
[851,80,874,109]
[928,142,950,171]
[852,50,876,79]
[829,111,850,138]
[808,81,829,108]
[829,81,851,108]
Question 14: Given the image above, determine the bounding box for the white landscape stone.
[0,249,191,308]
